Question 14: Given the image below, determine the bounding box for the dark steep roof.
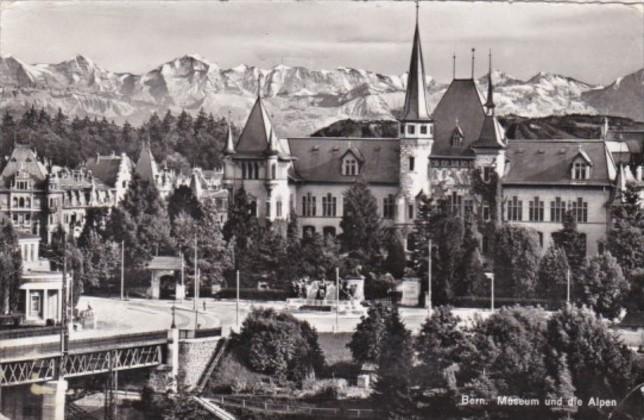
[0,145,48,184]
[287,138,400,184]
[431,79,487,156]
[86,155,127,188]
[401,22,431,121]
[504,140,614,186]
[471,115,506,149]
[236,97,285,156]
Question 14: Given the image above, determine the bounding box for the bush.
[230,308,325,386]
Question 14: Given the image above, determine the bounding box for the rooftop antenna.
[257,73,263,98]
[471,48,476,79]
[485,49,496,115]
[415,0,419,25]
[452,52,456,80]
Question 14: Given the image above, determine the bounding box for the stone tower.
[396,3,434,225]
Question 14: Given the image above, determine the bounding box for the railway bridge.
[0,325,223,420]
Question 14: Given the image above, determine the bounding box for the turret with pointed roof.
[484,50,496,115]
[234,76,285,157]
[400,3,431,122]
[135,139,159,183]
[471,51,505,150]
[223,116,235,155]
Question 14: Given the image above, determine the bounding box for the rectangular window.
[408,204,414,220]
[30,293,41,317]
[550,197,566,223]
[302,193,316,217]
[276,201,282,218]
[408,125,415,135]
[409,157,415,171]
[420,125,427,135]
[528,197,544,222]
[570,198,588,223]
[507,196,523,221]
[537,232,544,247]
[383,195,395,219]
[450,192,462,216]
[322,194,337,217]
[464,199,474,215]
[265,202,271,218]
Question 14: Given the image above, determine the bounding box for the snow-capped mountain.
[0,54,641,136]
[582,68,644,123]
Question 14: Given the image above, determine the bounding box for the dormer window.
[572,161,590,180]
[420,125,427,135]
[407,125,415,135]
[343,158,358,176]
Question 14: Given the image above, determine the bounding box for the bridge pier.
[0,379,67,420]
[40,379,67,420]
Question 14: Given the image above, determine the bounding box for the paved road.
[78,296,493,336]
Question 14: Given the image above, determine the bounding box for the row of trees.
[350,304,637,420]
[1,107,231,171]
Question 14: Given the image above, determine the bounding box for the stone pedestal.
[40,379,67,420]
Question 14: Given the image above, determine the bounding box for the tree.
[575,251,629,319]
[167,185,202,222]
[537,245,570,302]
[339,180,383,262]
[456,214,486,297]
[231,308,324,385]
[415,306,472,390]
[408,195,464,305]
[79,230,120,293]
[373,308,417,419]
[46,226,85,306]
[347,303,391,366]
[546,306,633,419]
[172,198,233,288]
[223,188,260,255]
[383,232,406,279]
[552,211,586,276]
[105,175,174,282]
[493,224,541,298]
[0,222,21,314]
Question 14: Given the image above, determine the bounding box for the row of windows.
[507,196,589,223]
[12,197,32,208]
[401,123,433,136]
[302,193,415,220]
[241,161,261,179]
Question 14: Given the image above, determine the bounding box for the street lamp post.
[484,271,495,312]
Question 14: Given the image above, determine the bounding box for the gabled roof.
[86,153,131,188]
[135,141,158,182]
[572,147,593,166]
[503,140,613,186]
[236,97,284,156]
[0,145,48,184]
[287,138,399,184]
[431,79,487,156]
[401,21,431,121]
[341,146,366,163]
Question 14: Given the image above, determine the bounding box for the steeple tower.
[223,115,235,155]
[401,0,431,122]
[485,50,496,116]
[397,0,434,226]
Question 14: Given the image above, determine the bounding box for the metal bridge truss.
[0,345,162,386]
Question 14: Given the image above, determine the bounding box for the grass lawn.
[317,332,353,365]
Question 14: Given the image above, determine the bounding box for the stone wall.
[178,336,222,390]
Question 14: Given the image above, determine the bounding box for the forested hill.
[0,108,236,171]
[312,115,643,139]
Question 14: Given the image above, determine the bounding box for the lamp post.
[120,240,125,301]
[484,271,495,312]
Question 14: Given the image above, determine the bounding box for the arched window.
[342,158,358,176]
[19,197,24,208]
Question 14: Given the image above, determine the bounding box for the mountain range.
[0,54,642,136]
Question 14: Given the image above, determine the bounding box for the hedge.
[214,288,291,301]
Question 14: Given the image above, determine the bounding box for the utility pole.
[194,234,199,330]
[427,239,432,314]
[120,240,125,300]
[180,251,184,302]
[566,268,571,305]
[335,267,340,333]
[236,270,240,329]
[59,235,68,379]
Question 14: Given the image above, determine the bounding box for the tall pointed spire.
[257,73,263,98]
[452,52,456,80]
[485,49,496,115]
[401,0,431,121]
[224,114,235,155]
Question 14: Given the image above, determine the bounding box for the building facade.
[0,145,122,242]
[222,7,643,257]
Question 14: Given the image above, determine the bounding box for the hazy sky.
[0,0,642,85]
